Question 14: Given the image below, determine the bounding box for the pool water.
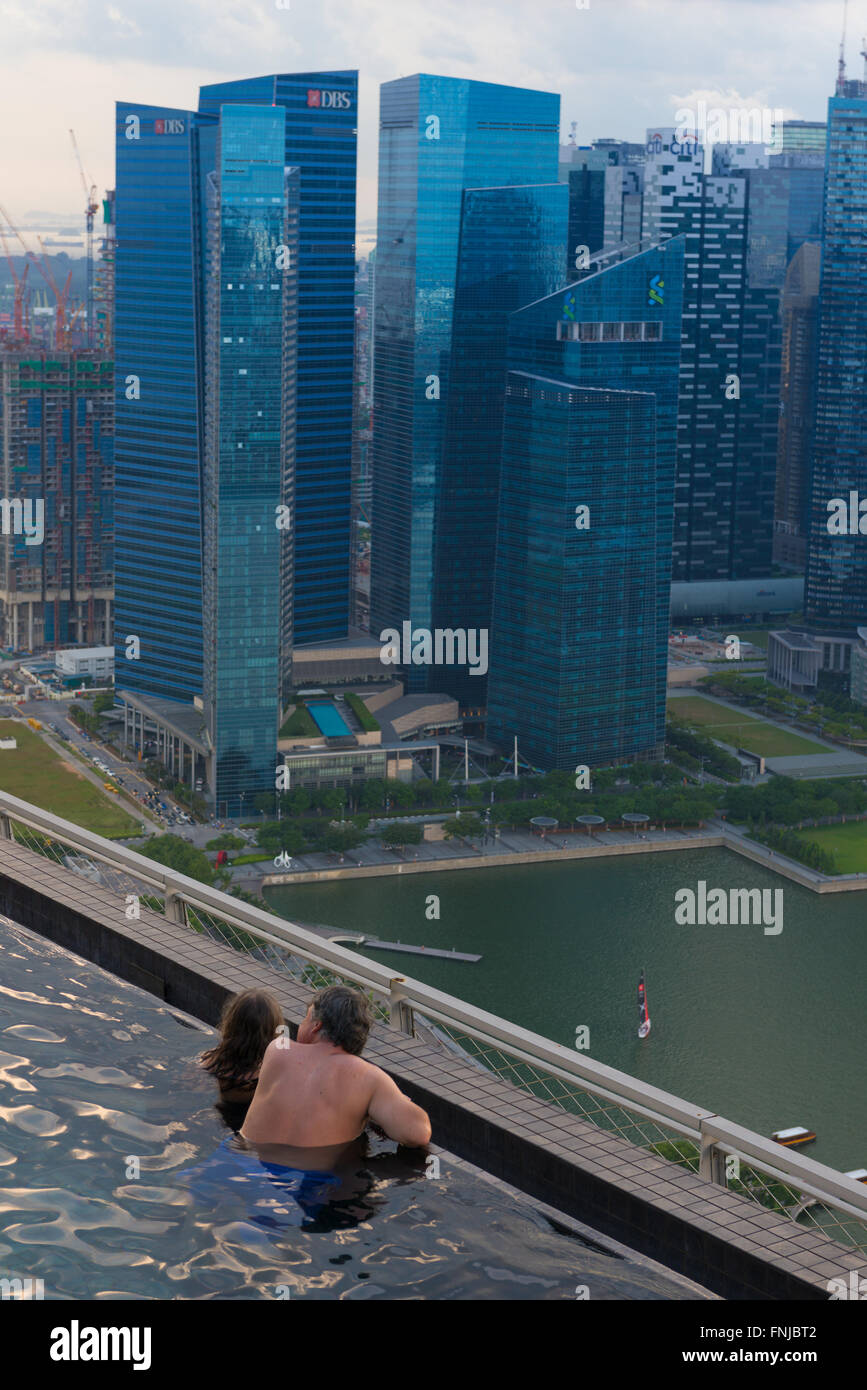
[0,918,709,1300]
[307,702,353,738]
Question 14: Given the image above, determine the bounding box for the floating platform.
[772,1126,816,1147]
[363,939,481,962]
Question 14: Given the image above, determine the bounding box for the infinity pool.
[0,918,710,1300]
[307,702,353,738]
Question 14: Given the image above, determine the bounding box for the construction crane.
[69,130,98,347]
[35,236,73,348]
[837,0,850,93]
[0,213,30,341]
[0,203,74,348]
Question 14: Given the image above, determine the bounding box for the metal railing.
[0,787,865,1264]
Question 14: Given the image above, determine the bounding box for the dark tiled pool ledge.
[0,838,855,1301]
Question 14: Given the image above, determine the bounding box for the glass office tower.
[371,75,561,688]
[201,105,297,812]
[432,181,568,708]
[641,128,823,581]
[114,103,207,702]
[805,82,867,632]
[114,95,298,813]
[199,73,358,644]
[487,241,684,769]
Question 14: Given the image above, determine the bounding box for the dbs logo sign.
[306,89,352,109]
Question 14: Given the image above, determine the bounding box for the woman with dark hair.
[201,988,285,1109]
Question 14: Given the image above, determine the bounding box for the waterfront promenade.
[251,819,867,894]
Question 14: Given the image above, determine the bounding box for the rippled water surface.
[0,918,704,1300]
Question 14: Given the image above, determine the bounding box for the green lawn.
[279,704,318,738]
[794,821,867,874]
[669,695,827,758]
[0,719,139,837]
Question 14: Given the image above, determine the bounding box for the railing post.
[164,890,188,928]
[699,1123,726,1186]
[0,813,11,840]
[389,976,415,1037]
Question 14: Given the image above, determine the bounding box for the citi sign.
[154,118,185,134]
[307,89,352,109]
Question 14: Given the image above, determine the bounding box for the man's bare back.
[241,989,431,1150]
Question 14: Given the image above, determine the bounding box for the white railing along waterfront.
[0,788,864,1261]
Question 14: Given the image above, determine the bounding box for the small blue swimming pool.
[308,702,352,738]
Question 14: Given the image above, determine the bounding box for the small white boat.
[845,1169,867,1184]
[772,1126,816,1147]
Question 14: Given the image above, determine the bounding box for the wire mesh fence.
[721,1154,867,1260]
[3,804,866,1261]
[182,903,392,1022]
[9,818,159,902]
[427,1020,702,1170]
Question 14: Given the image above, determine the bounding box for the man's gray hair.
[312,984,373,1055]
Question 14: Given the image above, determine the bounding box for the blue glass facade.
[486,241,684,768]
[371,75,561,685]
[114,92,301,812]
[114,103,208,701]
[805,86,867,632]
[201,106,296,813]
[199,73,358,644]
[432,182,568,707]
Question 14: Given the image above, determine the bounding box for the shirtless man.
[241,984,431,1150]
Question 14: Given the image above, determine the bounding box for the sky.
[0,0,858,252]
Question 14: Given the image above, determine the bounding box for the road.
[0,695,195,837]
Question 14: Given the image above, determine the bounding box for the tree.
[321,825,364,854]
[139,834,216,885]
[442,814,484,840]
[388,781,415,809]
[381,821,423,847]
[206,833,245,851]
[287,786,312,815]
[360,779,386,811]
[318,789,346,817]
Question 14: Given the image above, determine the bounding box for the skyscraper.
[199,73,358,644]
[114,94,300,813]
[641,128,823,582]
[773,241,821,571]
[432,181,568,708]
[200,105,298,812]
[370,75,561,688]
[486,241,684,769]
[114,101,205,704]
[804,76,867,633]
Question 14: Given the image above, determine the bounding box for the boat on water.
[771,1126,816,1147]
[845,1169,867,1184]
[637,970,651,1039]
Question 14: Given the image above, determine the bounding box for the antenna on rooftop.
[837,0,849,92]
[569,120,578,146]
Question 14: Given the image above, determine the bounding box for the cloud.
[0,0,846,230]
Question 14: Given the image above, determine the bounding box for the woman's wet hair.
[201,988,285,1087]
[311,985,373,1056]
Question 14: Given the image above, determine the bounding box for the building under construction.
[0,348,113,652]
